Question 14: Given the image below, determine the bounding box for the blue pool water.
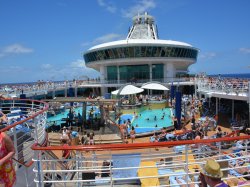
[119,108,173,134]
[48,106,173,134]
[47,106,100,125]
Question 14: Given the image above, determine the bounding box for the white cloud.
[97,0,117,13]
[81,42,91,47]
[93,33,123,44]
[198,52,217,60]
[239,47,250,54]
[38,59,99,81]
[122,0,156,18]
[67,59,100,79]
[0,44,33,58]
[81,33,124,47]
[70,59,86,68]
[0,65,24,73]
[41,64,53,70]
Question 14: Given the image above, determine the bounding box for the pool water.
[47,106,100,125]
[48,106,173,134]
[120,108,173,134]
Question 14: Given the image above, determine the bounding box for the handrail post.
[110,161,113,186]
[34,116,39,143]
[218,140,221,159]
[12,127,18,169]
[36,150,44,187]
[76,151,81,187]
[52,161,56,187]
[185,145,189,187]
[24,166,29,187]
[32,101,34,111]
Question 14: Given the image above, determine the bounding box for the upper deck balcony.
[196,76,250,101]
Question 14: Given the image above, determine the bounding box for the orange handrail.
[32,135,250,151]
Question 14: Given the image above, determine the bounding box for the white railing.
[0,77,194,97]
[0,98,49,187]
[32,135,250,187]
[196,77,249,96]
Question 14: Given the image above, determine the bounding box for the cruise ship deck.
[0,76,250,186]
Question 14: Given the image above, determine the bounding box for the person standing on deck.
[67,108,74,126]
[130,126,136,143]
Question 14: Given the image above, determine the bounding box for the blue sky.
[0,0,250,83]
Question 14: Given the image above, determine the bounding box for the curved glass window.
[119,65,149,82]
[107,66,117,81]
[152,64,163,81]
[84,46,198,64]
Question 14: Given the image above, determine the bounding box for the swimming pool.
[47,106,100,125]
[119,108,173,134]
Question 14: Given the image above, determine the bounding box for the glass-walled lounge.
[107,64,163,82]
[84,46,198,64]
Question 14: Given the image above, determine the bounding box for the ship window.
[157,47,162,57]
[107,66,117,81]
[128,47,134,57]
[152,64,163,81]
[84,45,198,64]
[112,49,119,59]
[135,47,141,57]
[160,48,166,57]
[105,50,110,59]
[151,47,157,57]
[182,49,187,58]
[146,46,153,57]
[119,65,149,82]
[123,47,129,58]
[141,47,146,57]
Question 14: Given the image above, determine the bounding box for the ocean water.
[1,73,250,86]
[209,73,250,79]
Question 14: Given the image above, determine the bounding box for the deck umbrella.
[111,85,144,95]
[141,82,169,91]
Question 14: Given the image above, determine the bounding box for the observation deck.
[82,13,199,95]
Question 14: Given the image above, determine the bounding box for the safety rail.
[0,98,49,187]
[31,135,250,187]
[196,77,249,96]
[0,77,194,98]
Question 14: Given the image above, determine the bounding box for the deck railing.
[0,77,193,97]
[31,135,250,187]
[0,98,49,187]
[196,77,249,96]
[1,97,250,187]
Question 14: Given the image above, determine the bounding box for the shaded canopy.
[141,82,169,91]
[111,85,144,95]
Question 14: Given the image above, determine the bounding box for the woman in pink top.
[0,132,16,187]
